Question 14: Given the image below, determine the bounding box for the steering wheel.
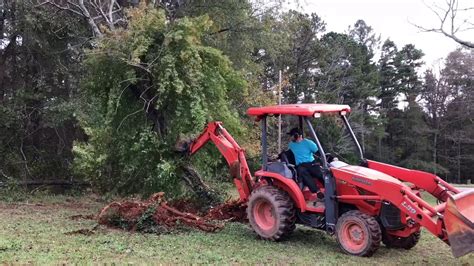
[313,152,335,164]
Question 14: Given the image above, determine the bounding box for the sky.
[285,0,473,70]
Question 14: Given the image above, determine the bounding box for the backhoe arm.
[184,122,253,201]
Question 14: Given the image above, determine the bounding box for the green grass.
[0,193,473,264]
[454,184,474,188]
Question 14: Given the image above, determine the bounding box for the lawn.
[0,193,472,264]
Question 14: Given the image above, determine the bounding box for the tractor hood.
[331,164,403,185]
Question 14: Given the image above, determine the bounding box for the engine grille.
[380,202,405,230]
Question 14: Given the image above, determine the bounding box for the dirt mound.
[98,192,246,233]
[205,199,247,222]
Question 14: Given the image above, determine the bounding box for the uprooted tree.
[73,6,248,203]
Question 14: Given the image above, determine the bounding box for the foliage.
[74,7,247,196]
[2,0,473,198]
[425,49,474,182]
[0,1,89,182]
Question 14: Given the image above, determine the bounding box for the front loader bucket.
[444,189,474,257]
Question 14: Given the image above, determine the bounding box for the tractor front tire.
[336,210,382,257]
[247,186,296,241]
[382,230,421,250]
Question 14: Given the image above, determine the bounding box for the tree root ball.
[97,192,247,233]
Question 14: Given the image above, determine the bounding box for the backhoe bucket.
[444,189,474,257]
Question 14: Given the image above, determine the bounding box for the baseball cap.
[287,127,302,136]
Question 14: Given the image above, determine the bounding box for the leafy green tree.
[313,28,379,157]
[0,1,88,182]
[74,7,247,200]
[420,70,451,177]
[378,39,399,111]
[395,44,424,105]
[379,43,428,166]
[251,10,326,103]
[436,49,474,183]
[348,19,380,56]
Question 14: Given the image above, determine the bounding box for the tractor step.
[296,210,325,229]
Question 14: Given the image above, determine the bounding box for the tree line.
[0,0,472,198]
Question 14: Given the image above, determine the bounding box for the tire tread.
[247,186,296,241]
[336,210,382,257]
[382,230,421,249]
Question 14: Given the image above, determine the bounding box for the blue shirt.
[289,139,319,165]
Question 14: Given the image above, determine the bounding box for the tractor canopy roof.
[247,104,351,118]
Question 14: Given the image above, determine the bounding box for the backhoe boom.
[185,122,253,201]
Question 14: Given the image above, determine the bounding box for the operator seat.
[279,149,296,166]
[278,149,302,187]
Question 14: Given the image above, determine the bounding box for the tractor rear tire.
[247,186,296,241]
[382,230,421,250]
[336,210,382,257]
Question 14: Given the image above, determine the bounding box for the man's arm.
[306,139,319,153]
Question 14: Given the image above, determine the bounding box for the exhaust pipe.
[444,189,474,257]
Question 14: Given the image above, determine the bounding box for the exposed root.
[205,199,247,222]
[97,192,246,233]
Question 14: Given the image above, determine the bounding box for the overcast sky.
[286,0,472,69]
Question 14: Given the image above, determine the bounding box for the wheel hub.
[253,200,276,231]
[340,221,366,251]
[349,224,364,244]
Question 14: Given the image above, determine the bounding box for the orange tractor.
[181,104,474,257]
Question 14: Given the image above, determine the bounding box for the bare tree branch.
[414,0,474,48]
[108,0,116,30]
[78,0,103,37]
[37,0,125,37]
[37,0,83,16]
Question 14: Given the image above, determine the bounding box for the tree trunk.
[433,129,438,176]
[78,0,103,37]
[181,164,220,206]
[378,136,382,160]
[361,103,367,153]
[457,140,461,184]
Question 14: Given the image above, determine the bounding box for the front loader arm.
[366,160,474,257]
[331,166,474,257]
[184,122,253,201]
[367,160,460,201]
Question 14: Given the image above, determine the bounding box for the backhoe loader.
[180,103,474,257]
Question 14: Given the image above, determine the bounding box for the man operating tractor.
[287,127,325,206]
[180,103,474,257]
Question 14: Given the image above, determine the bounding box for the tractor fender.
[254,170,306,212]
